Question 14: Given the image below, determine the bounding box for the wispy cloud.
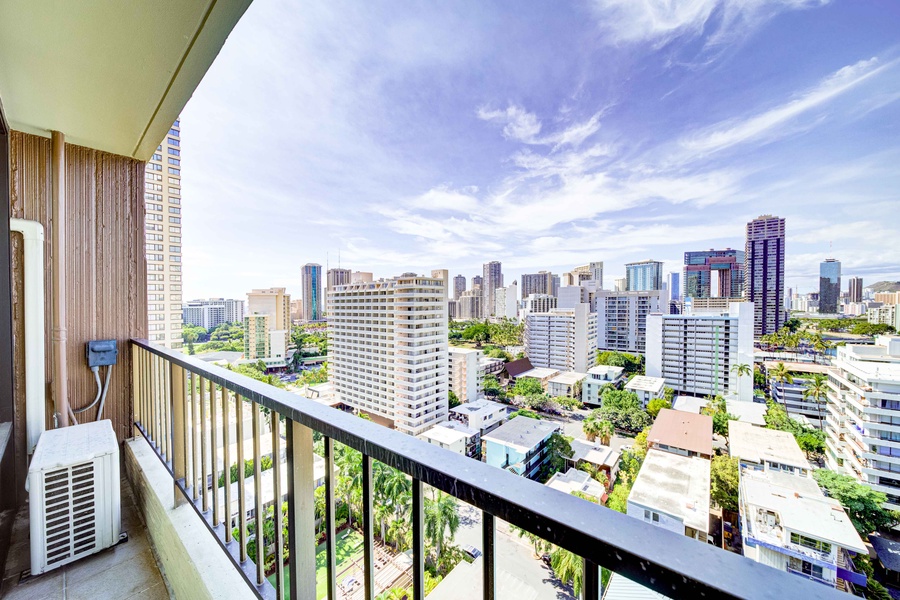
[680,57,892,155]
[590,0,829,47]
[477,105,604,150]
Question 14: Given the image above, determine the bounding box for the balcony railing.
[130,339,846,600]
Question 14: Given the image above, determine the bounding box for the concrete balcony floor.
[1,476,170,600]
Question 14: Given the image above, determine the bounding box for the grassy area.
[268,528,364,599]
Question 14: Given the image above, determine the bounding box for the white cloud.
[404,187,481,213]
[590,0,828,46]
[680,57,890,155]
[476,105,542,142]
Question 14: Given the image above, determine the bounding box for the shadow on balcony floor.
[1,476,170,599]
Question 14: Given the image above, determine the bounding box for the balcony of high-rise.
[0,3,876,600]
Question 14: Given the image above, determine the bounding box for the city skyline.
[179,1,900,301]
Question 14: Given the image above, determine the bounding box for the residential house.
[729,421,811,476]
[547,372,587,399]
[546,468,606,504]
[581,365,626,406]
[450,398,507,436]
[419,422,480,458]
[482,417,561,479]
[647,409,713,460]
[625,376,667,408]
[569,439,620,487]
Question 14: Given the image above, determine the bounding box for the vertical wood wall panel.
[8,131,147,496]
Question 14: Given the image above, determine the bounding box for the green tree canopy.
[461,322,491,347]
[647,398,671,419]
[813,470,900,535]
[544,432,574,476]
[596,350,643,375]
[593,390,649,434]
[511,377,545,397]
[509,409,540,420]
[710,455,740,512]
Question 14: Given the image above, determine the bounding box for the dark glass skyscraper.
[683,249,745,299]
[744,215,786,337]
[849,276,863,303]
[819,259,841,314]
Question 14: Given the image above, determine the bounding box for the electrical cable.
[75,365,106,415]
[96,364,112,421]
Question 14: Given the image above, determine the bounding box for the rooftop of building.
[762,360,832,375]
[629,450,710,531]
[740,469,865,553]
[648,409,713,457]
[728,421,810,469]
[548,371,588,386]
[503,357,534,378]
[449,346,482,356]
[482,417,561,452]
[724,400,767,427]
[515,367,561,381]
[570,439,620,468]
[546,468,606,500]
[625,376,667,394]
[586,365,625,379]
[420,423,478,446]
[672,396,706,415]
[194,351,243,364]
[450,398,507,417]
[869,533,900,572]
[603,573,670,600]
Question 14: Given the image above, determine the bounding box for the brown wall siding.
[8,131,147,497]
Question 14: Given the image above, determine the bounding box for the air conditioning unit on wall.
[27,420,121,575]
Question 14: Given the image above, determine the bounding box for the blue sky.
[181,0,900,302]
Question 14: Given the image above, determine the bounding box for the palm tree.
[598,420,615,446]
[424,492,459,562]
[582,417,601,442]
[803,373,829,430]
[510,525,549,557]
[550,548,583,596]
[769,362,794,412]
[731,362,751,396]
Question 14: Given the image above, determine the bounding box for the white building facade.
[645,302,754,401]
[596,290,662,355]
[448,347,483,403]
[182,298,244,330]
[524,304,598,373]
[824,336,900,510]
[328,272,449,436]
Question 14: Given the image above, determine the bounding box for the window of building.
[169,128,179,137]
[168,148,180,156]
[168,207,180,214]
[169,226,181,234]
[152,153,162,161]
[168,187,180,195]
[790,533,831,555]
[168,168,180,175]
[168,177,179,184]
[148,163,162,171]
[168,158,180,166]
[169,217,181,224]
[167,137,179,146]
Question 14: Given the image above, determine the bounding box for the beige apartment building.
[145,119,183,348]
[244,287,291,365]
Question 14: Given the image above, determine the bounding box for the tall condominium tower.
[744,215,786,337]
[819,259,841,314]
[625,260,663,291]
[667,272,681,301]
[483,261,503,317]
[596,290,662,355]
[472,275,483,290]
[525,304,598,373]
[326,268,351,293]
[244,288,291,363]
[683,249,745,299]
[521,271,553,297]
[551,274,560,297]
[328,272,449,435]
[145,119,183,348]
[302,263,323,322]
[849,277,863,303]
[182,298,244,330]
[453,274,467,300]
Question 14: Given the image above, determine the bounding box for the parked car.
[462,544,482,559]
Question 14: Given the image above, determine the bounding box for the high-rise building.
[626,260,663,291]
[453,274,467,300]
[145,118,183,348]
[824,336,900,510]
[182,298,244,330]
[849,277,863,303]
[523,294,558,315]
[448,347,483,403]
[683,249,744,299]
[244,287,291,364]
[495,283,519,320]
[614,277,626,292]
[589,262,603,287]
[483,261,503,317]
[596,290,662,355]
[472,275,483,290]
[326,268,351,293]
[744,215,786,337]
[819,259,841,314]
[327,272,449,436]
[302,263,323,322]
[458,290,483,320]
[351,271,374,283]
[521,271,553,297]
[551,274,560,297]
[525,305,598,373]
[646,303,754,401]
[667,272,681,301]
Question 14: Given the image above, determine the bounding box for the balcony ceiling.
[0,0,251,160]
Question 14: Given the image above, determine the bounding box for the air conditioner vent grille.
[40,462,98,566]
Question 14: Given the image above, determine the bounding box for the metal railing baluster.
[583,558,599,600]
[252,401,264,585]
[200,377,210,515]
[362,453,374,600]
[211,381,220,527]
[171,362,186,506]
[287,420,315,600]
[237,394,248,564]
[483,512,495,600]
[271,411,284,596]
[412,478,424,600]
[223,386,233,542]
[324,437,336,600]
[192,372,201,502]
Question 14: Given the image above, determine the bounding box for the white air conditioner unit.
[27,419,121,575]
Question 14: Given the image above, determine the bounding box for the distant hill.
[866,281,900,292]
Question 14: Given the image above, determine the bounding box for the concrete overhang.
[0,0,251,160]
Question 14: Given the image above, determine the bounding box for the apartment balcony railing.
[129,338,846,600]
[785,567,834,587]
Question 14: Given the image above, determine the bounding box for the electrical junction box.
[86,340,117,368]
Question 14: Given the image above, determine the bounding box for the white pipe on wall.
[10,218,45,454]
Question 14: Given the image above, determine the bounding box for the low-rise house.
[500,356,534,384]
[625,375,667,407]
[672,395,706,415]
[647,409,713,460]
[482,417,561,479]
[740,468,867,591]
[729,421,811,477]
[419,422,480,458]
[514,367,561,390]
[547,371,587,398]
[627,449,711,542]
[581,365,626,406]
[546,468,606,503]
[869,534,900,588]
[764,361,832,429]
[450,398,507,436]
[725,399,767,427]
[569,439,620,487]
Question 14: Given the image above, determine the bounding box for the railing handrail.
[131,339,846,600]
